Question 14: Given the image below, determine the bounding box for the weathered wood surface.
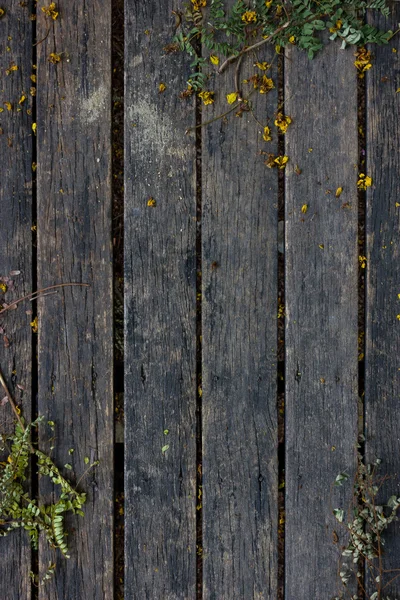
[124,1,197,598]
[284,42,359,599]
[36,2,113,598]
[201,49,279,600]
[365,3,400,594]
[0,3,33,598]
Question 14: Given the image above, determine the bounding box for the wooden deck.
[1,1,400,598]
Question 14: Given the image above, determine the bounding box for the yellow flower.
[48,52,61,64]
[357,173,372,190]
[274,155,289,169]
[301,204,308,214]
[263,126,272,142]
[255,61,269,71]
[198,90,214,105]
[30,316,38,333]
[289,35,296,44]
[359,255,367,269]
[0,282,7,293]
[329,19,342,33]
[241,10,257,24]
[265,0,272,7]
[191,0,206,9]
[259,75,274,94]
[274,113,292,133]
[354,48,372,77]
[158,82,166,93]
[42,2,58,20]
[210,55,219,65]
[226,92,238,104]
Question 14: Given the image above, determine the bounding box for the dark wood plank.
[365,3,400,593]
[284,42,359,598]
[0,3,33,598]
[124,2,197,597]
[201,49,279,599]
[36,2,113,598]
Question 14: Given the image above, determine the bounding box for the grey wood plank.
[36,2,113,598]
[0,3,33,598]
[365,3,400,594]
[201,48,279,600]
[284,42,359,599]
[124,1,197,598]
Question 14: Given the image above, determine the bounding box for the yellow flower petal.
[210,55,219,65]
[226,92,238,105]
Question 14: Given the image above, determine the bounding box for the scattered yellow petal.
[32,162,37,172]
[32,123,37,135]
[30,316,38,333]
[158,82,166,93]
[48,52,61,64]
[289,35,296,44]
[398,293,400,299]
[41,2,58,20]
[226,92,238,104]
[397,314,400,320]
[0,282,7,292]
[393,48,397,53]
[275,45,281,54]
[354,48,372,77]
[4,102,12,111]
[210,55,219,65]
[319,244,324,249]
[335,187,343,198]
[18,94,26,105]
[198,90,214,105]
[301,204,308,214]
[0,8,5,18]
[30,73,37,83]
[265,0,272,7]
[274,113,292,133]
[274,155,289,169]
[357,173,372,190]
[359,255,367,269]
[262,126,272,142]
[255,61,269,71]
[259,75,274,94]
[242,10,257,24]
[191,0,206,9]
[147,197,157,207]
[396,202,400,207]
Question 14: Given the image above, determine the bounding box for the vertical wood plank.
[124,2,197,598]
[366,3,400,593]
[202,51,279,599]
[36,2,113,598]
[285,43,358,599]
[0,3,33,598]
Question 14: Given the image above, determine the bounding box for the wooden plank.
[365,4,400,593]
[201,49,279,599]
[0,3,33,598]
[36,2,113,598]
[284,42,359,598]
[124,1,197,598]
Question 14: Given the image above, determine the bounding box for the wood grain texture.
[0,3,33,598]
[284,42,359,599]
[124,2,197,598]
[36,2,113,598]
[365,3,400,594]
[201,49,279,599]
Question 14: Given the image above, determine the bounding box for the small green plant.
[172,0,392,93]
[0,370,97,586]
[333,446,400,600]
[168,0,395,146]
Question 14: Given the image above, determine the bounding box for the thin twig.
[218,21,290,74]
[0,282,89,317]
[0,368,26,433]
